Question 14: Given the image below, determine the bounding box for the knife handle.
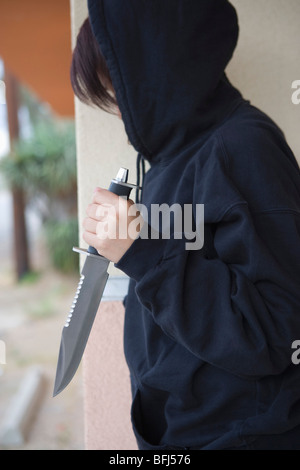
[87,168,134,256]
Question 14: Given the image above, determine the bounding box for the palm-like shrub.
[0,119,79,273]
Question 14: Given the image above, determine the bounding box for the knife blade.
[53,168,136,397]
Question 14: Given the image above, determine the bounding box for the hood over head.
[88,0,243,163]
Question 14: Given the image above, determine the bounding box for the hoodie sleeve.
[116,201,300,379]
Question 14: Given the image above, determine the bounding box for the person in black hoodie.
[71,0,300,450]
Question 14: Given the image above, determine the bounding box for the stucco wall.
[70,0,300,450]
[228,0,300,163]
[70,0,137,451]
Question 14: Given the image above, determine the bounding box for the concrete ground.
[0,188,85,450]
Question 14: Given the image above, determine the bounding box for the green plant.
[44,217,79,273]
[0,120,77,219]
[0,119,79,273]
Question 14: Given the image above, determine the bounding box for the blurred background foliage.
[0,83,78,274]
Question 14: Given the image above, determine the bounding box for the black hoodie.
[88,0,300,450]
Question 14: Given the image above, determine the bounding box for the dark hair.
[70,18,118,113]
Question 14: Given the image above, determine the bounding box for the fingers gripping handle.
[87,168,135,256]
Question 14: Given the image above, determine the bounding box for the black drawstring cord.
[136,153,141,203]
[136,153,146,204]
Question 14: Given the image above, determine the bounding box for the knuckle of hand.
[96,205,106,218]
[92,194,98,205]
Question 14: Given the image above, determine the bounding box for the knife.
[53,168,136,397]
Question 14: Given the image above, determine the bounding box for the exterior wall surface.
[70,0,137,451]
[70,0,300,450]
[228,0,300,163]
[0,0,74,116]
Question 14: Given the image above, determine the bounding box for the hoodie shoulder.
[216,103,300,213]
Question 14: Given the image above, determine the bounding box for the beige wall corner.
[70,0,137,451]
[83,301,137,450]
[228,0,300,164]
[70,0,300,451]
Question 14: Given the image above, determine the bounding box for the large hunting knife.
[53,168,136,396]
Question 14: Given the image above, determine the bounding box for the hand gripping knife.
[53,168,136,396]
